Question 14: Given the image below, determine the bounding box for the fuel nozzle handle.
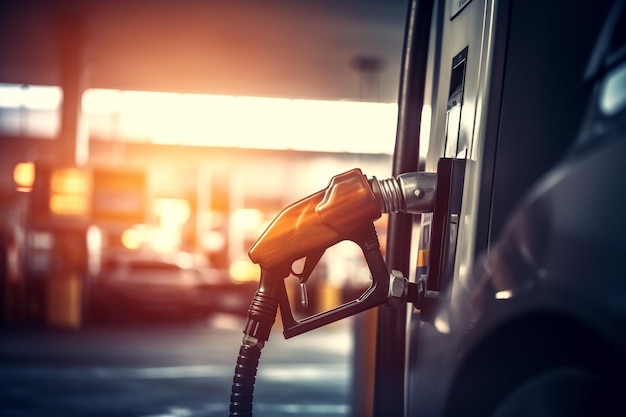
[248,168,382,270]
[248,168,437,270]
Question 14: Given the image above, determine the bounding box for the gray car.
[91,251,224,321]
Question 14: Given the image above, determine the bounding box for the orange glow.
[49,194,89,216]
[13,162,35,192]
[49,169,90,216]
[51,168,90,194]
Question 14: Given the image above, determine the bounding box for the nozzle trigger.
[292,249,324,283]
[292,249,324,308]
[299,281,309,308]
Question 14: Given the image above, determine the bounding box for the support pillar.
[57,10,87,168]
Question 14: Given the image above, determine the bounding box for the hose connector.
[370,172,437,214]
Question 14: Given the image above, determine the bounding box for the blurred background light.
[13,161,35,192]
[80,88,397,154]
[121,227,143,250]
[229,259,261,283]
[0,84,62,109]
[231,208,264,231]
[153,198,191,226]
[49,168,91,216]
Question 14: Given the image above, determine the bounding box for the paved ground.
[0,314,353,417]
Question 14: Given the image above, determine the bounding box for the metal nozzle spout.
[370,172,437,214]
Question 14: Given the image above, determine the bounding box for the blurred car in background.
[89,251,256,322]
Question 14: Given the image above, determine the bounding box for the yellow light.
[229,260,260,283]
[13,162,35,192]
[81,88,121,114]
[147,227,179,253]
[82,88,397,153]
[121,228,143,250]
[49,194,89,216]
[231,208,263,230]
[153,198,191,228]
[49,169,90,216]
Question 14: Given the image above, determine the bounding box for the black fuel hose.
[229,344,261,416]
[229,281,280,416]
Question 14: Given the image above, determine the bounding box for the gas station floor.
[0,314,353,417]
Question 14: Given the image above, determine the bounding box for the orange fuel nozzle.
[245,167,437,338]
[246,168,390,338]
